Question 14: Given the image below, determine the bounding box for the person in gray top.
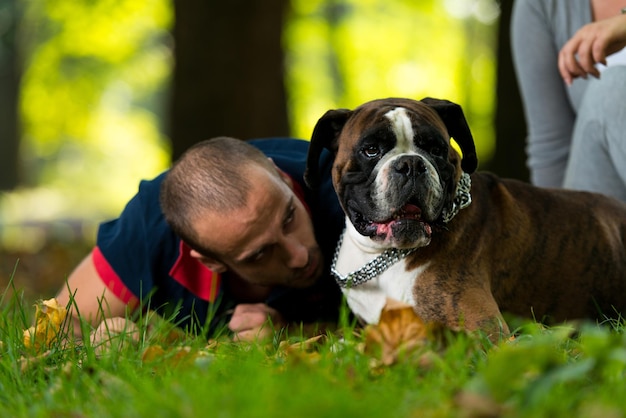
[511,0,626,201]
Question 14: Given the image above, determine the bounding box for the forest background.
[0,0,526,302]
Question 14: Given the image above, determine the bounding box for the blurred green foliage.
[4,0,172,229]
[285,0,498,158]
[3,0,498,229]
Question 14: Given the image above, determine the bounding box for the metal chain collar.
[441,172,472,224]
[331,233,417,288]
[331,172,472,289]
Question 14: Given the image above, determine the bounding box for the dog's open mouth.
[353,202,433,244]
[376,203,433,235]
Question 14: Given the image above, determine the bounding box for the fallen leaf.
[23,298,67,352]
[142,345,212,369]
[18,350,54,373]
[455,391,504,418]
[141,345,167,363]
[279,334,327,352]
[363,303,433,366]
[276,335,327,365]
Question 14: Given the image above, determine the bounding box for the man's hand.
[558,13,626,85]
[56,251,133,341]
[228,303,285,342]
[91,317,139,355]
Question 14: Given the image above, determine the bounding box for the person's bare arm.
[56,251,129,339]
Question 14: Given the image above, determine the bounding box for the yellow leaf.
[23,298,67,352]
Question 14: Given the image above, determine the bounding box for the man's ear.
[190,249,228,273]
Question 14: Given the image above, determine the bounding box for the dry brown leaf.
[275,335,327,367]
[18,350,53,373]
[23,298,67,352]
[455,391,504,418]
[141,345,167,363]
[279,334,327,352]
[142,345,211,368]
[206,337,227,351]
[363,303,434,366]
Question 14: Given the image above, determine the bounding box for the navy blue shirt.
[93,138,344,335]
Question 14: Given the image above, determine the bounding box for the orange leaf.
[141,345,167,363]
[363,303,432,366]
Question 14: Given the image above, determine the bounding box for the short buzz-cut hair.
[160,136,277,256]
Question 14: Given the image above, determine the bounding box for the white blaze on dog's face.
[333,102,458,250]
[373,107,445,228]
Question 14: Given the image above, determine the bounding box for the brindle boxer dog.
[304,97,626,342]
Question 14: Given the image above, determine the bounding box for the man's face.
[193,166,323,288]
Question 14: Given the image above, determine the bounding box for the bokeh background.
[0,0,526,302]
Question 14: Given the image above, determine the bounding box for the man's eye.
[284,207,295,228]
[246,250,267,264]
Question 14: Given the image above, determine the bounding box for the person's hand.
[228,303,285,342]
[91,317,139,355]
[558,13,626,85]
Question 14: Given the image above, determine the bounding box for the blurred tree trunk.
[488,0,529,182]
[0,0,19,190]
[169,0,290,160]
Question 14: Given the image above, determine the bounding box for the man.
[56,137,344,341]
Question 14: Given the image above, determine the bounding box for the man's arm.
[56,250,130,339]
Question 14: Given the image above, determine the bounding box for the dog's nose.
[393,156,427,178]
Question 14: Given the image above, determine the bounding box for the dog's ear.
[305,108,351,189]
[420,97,478,174]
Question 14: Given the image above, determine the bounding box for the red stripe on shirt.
[169,241,221,302]
[92,246,140,308]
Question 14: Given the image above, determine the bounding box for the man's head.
[160,137,323,288]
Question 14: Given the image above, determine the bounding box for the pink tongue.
[376,222,392,236]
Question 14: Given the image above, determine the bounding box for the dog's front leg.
[415,284,510,344]
[458,287,511,343]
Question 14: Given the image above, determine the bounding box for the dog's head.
[305,97,477,249]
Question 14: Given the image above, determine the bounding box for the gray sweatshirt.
[511,0,592,187]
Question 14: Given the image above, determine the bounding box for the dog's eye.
[431,146,444,157]
[362,145,380,158]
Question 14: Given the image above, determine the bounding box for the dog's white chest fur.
[334,220,429,324]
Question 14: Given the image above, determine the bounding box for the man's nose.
[282,236,308,269]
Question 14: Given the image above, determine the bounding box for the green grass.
[2,282,626,418]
